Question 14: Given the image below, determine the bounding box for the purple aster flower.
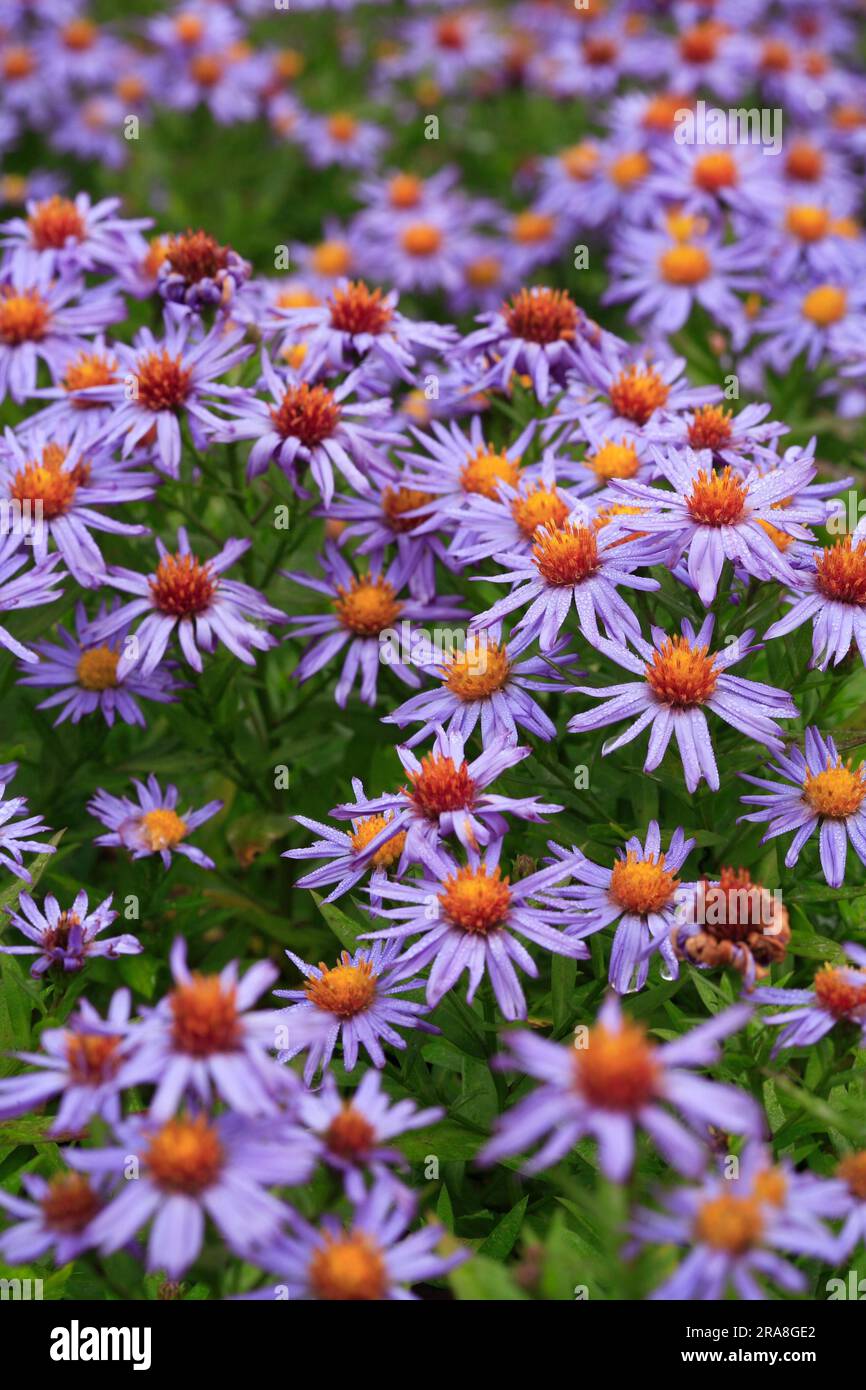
[295,110,387,171]
[549,347,721,442]
[0,423,154,586]
[608,444,818,604]
[297,1068,443,1203]
[0,766,56,882]
[87,527,285,678]
[0,193,151,273]
[739,726,866,888]
[546,822,697,994]
[568,616,799,793]
[85,307,253,478]
[0,988,146,1133]
[284,541,464,708]
[87,774,222,870]
[361,844,589,1022]
[317,473,450,603]
[155,228,252,312]
[0,248,123,403]
[130,937,292,1121]
[67,1111,310,1280]
[645,399,788,468]
[253,1178,464,1300]
[0,1170,108,1267]
[384,623,577,749]
[333,727,561,871]
[213,353,400,503]
[0,890,141,977]
[283,778,408,904]
[823,1150,866,1261]
[751,943,866,1055]
[17,599,181,727]
[764,526,866,669]
[395,415,537,528]
[275,940,435,1085]
[481,996,761,1180]
[755,278,866,373]
[630,1152,839,1300]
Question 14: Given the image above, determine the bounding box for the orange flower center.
[140,808,188,851]
[761,38,792,72]
[0,286,50,344]
[175,12,205,44]
[461,446,521,499]
[442,638,511,701]
[511,482,570,535]
[62,348,118,404]
[165,230,229,285]
[308,1232,387,1300]
[560,142,600,180]
[609,365,669,425]
[400,223,443,257]
[333,574,402,636]
[327,112,357,142]
[150,551,217,616]
[785,204,830,242]
[813,965,866,1018]
[695,1193,764,1254]
[609,851,678,915]
[65,1032,122,1085]
[533,522,599,584]
[388,173,422,209]
[325,1106,376,1160]
[306,954,378,1018]
[785,141,824,182]
[801,284,847,326]
[511,211,555,244]
[10,443,90,519]
[135,350,192,411]
[41,1173,101,1232]
[816,537,866,604]
[271,382,341,446]
[170,974,240,1055]
[189,53,223,87]
[27,196,86,250]
[145,1115,223,1195]
[679,22,720,64]
[803,760,866,818]
[2,45,35,80]
[645,636,719,707]
[586,438,640,480]
[435,17,466,49]
[693,152,738,192]
[838,1151,866,1200]
[608,150,650,187]
[753,1166,788,1207]
[573,1020,660,1110]
[503,287,578,344]
[688,405,732,451]
[466,255,502,288]
[349,814,406,868]
[311,240,352,276]
[642,93,691,132]
[439,864,511,934]
[409,753,476,818]
[328,281,392,336]
[686,466,747,526]
[76,646,120,691]
[659,243,711,285]
[381,485,433,533]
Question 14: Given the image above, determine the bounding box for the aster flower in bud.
[0,1170,107,1267]
[740,726,866,888]
[0,890,141,977]
[88,774,222,870]
[0,193,151,273]
[130,938,292,1121]
[361,845,589,1022]
[275,940,435,1084]
[252,1179,464,1300]
[297,1069,443,1203]
[68,1112,309,1280]
[87,527,285,677]
[750,943,866,1055]
[482,997,760,1180]
[0,766,56,882]
[283,778,409,903]
[568,616,799,793]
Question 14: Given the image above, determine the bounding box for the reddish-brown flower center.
[150,551,217,616]
[135,349,192,411]
[609,365,669,425]
[170,974,241,1055]
[687,404,733,452]
[785,140,824,182]
[2,45,35,80]
[328,281,393,336]
[686,466,748,526]
[816,537,866,604]
[40,1173,102,1233]
[145,1115,224,1195]
[532,522,599,585]
[381,485,433,533]
[65,1032,123,1085]
[271,382,341,446]
[692,152,738,192]
[502,287,578,344]
[325,1106,376,1161]
[838,1151,866,1200]
[694,1193,764,1254]
[27,196,86,250]
[165,230,229,285]
[409,753,476,818]
[333,574,402,636]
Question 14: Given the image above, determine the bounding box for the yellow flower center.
[311,240,352,276]
[511,482,570,536]
[801,284,847,326]
[10,443,90,519]
[645,636,719,707]
[609,851,679,915]
[659,243,711,285]
[400,222,443,257]
[439,864,511,934]
[511,211,555,244]
[560,142,600,180]
[0,286,50,344]
[306,954,378,1018]
[785,204,830,241]
[695,1193,764,1254]
[76,646,120,691]
[609,151,650,187]
[349,814,406,868]
[586,438,640,480]
[461,446,521,499]
[333,575,403,637]
[442,637,511,701]
[140,808,188,851]
[327,112,358,142]
[803,759,866,818]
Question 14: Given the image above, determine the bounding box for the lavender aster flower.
[283,779,408,903]
[0,1170,107,1267]
[764,528,866,669]
[88,774,222,870]
[0,768,56,882]
[751,943,866,1054]
[0,193,151,273]
[0,890,141,977]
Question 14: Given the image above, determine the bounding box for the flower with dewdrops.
[764,523,866,669]
[283,777,409,903]
[0,890,141,977]
[87,773,222,870]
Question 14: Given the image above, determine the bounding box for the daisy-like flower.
[444,454,584,565]
[214,354,400,503]
[297,1069,443,1203]
[253,1179,464,1300]
[0,890,141,977]
[546,822,697,994]
[609,445,818,604]
[0,766,56,882]
[297,110,387,171]
[361,845,589,1022]
[317,474,447,602]
[568,616,799,793]
[0,424,154,587]
[275,940,435,1085]
[750,944,866,1055]
[0,988,145,1133]
[333,728,561,870]
[22,334,122,440]
[0,530,64,663]
[155,227,252,312]
[67,1111,311,1280]
[739,727,866,888]
[130,937,292,1121]
[85,308,253,478]
[396,415,537,527]
[764,526,866,669]
[384,624,577,749]
[284,542,464,708]
[646,400,788,468]
[17,599,181,727]
[283,778,408,904]
[0,1170,107,1267]
[87,773,223,870]
[470,517,661,648]
[88,528,285,678]
[0,248,123,403]
[553,347,720,441]
[756,279,866,373]
[482,996,760,1180]
[630,1153,839,1300]
[0,193,151,272]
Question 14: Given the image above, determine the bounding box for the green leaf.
[450,1255,528,1301]
[396,1120,484,1163]
[312,891,365,952]
[478,1197,528,1261]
